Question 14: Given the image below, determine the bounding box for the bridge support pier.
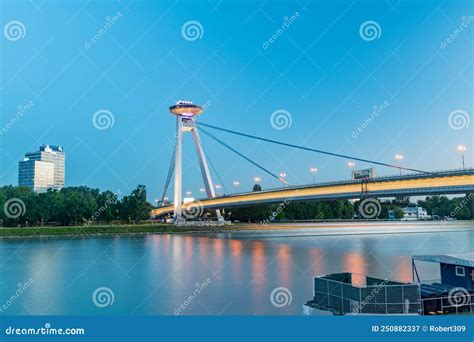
[172,110,224,225]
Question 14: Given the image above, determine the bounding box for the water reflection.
[230,239,242,281]
[343,252,367,276]
[251,241,266,287]
[392,255,414,283]
[276,244,291,286]
[213,238,224,266]
[0,227,471,315]
[309,249,324,276]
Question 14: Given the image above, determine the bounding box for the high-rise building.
[18,144,65,192]
[18,159,55,191]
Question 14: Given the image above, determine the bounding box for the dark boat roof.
[412,253,474,267]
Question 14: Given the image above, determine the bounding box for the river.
[0,222,472,315]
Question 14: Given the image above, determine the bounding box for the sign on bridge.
[352,168,375,180]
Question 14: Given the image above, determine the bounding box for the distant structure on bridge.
[18,144,65,192]
[167,100,224,225]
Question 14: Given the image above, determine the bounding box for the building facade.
[18,144,65,192]
[402,206,431,221]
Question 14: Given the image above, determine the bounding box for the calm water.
[0,224,472,315]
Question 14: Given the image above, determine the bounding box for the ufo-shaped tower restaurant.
[169,100,203,117]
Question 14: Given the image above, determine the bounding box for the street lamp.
[253,176,262,191]
[395,154,404,176]
[215,184,222,196]
[347,162,355,179]
[232,181,240,193]
[279,172,289,186]
[310,167,318,184]
[199,188,206,197]
[458,145,467,169]
[185,191,192,196]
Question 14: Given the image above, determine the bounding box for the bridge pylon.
[169,100,224,225]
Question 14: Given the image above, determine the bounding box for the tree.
[228,199,357,222]
[419,196,454,218]
[62,188,97,225]
[120,185,152,223]
[392,207,404,219]
[96,190,119,223]
[0,186,37,226]
[37,189,64,225]
[341,200,355,219]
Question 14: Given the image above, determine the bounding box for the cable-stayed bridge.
[156,101,473,224]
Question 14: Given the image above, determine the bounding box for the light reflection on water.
[0,226,471,315]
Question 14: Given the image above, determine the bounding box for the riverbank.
[0,224,180,238]
[0,221,473,238]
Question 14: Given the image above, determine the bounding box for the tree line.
[1,184,472,227]
[0,185,152,227]
[225,194,473,222]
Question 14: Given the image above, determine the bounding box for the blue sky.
[0,0,472,201]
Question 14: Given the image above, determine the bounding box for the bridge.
[155,101,472,224]
[152,168,474,218]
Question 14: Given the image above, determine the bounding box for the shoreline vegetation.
[1,185,472,238]
[0,220,472,238]
[0,224,181,238]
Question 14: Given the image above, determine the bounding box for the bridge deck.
[151,169,474,217]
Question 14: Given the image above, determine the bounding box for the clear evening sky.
[1,0,472,201]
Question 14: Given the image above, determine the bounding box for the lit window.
[455,266,465,277]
